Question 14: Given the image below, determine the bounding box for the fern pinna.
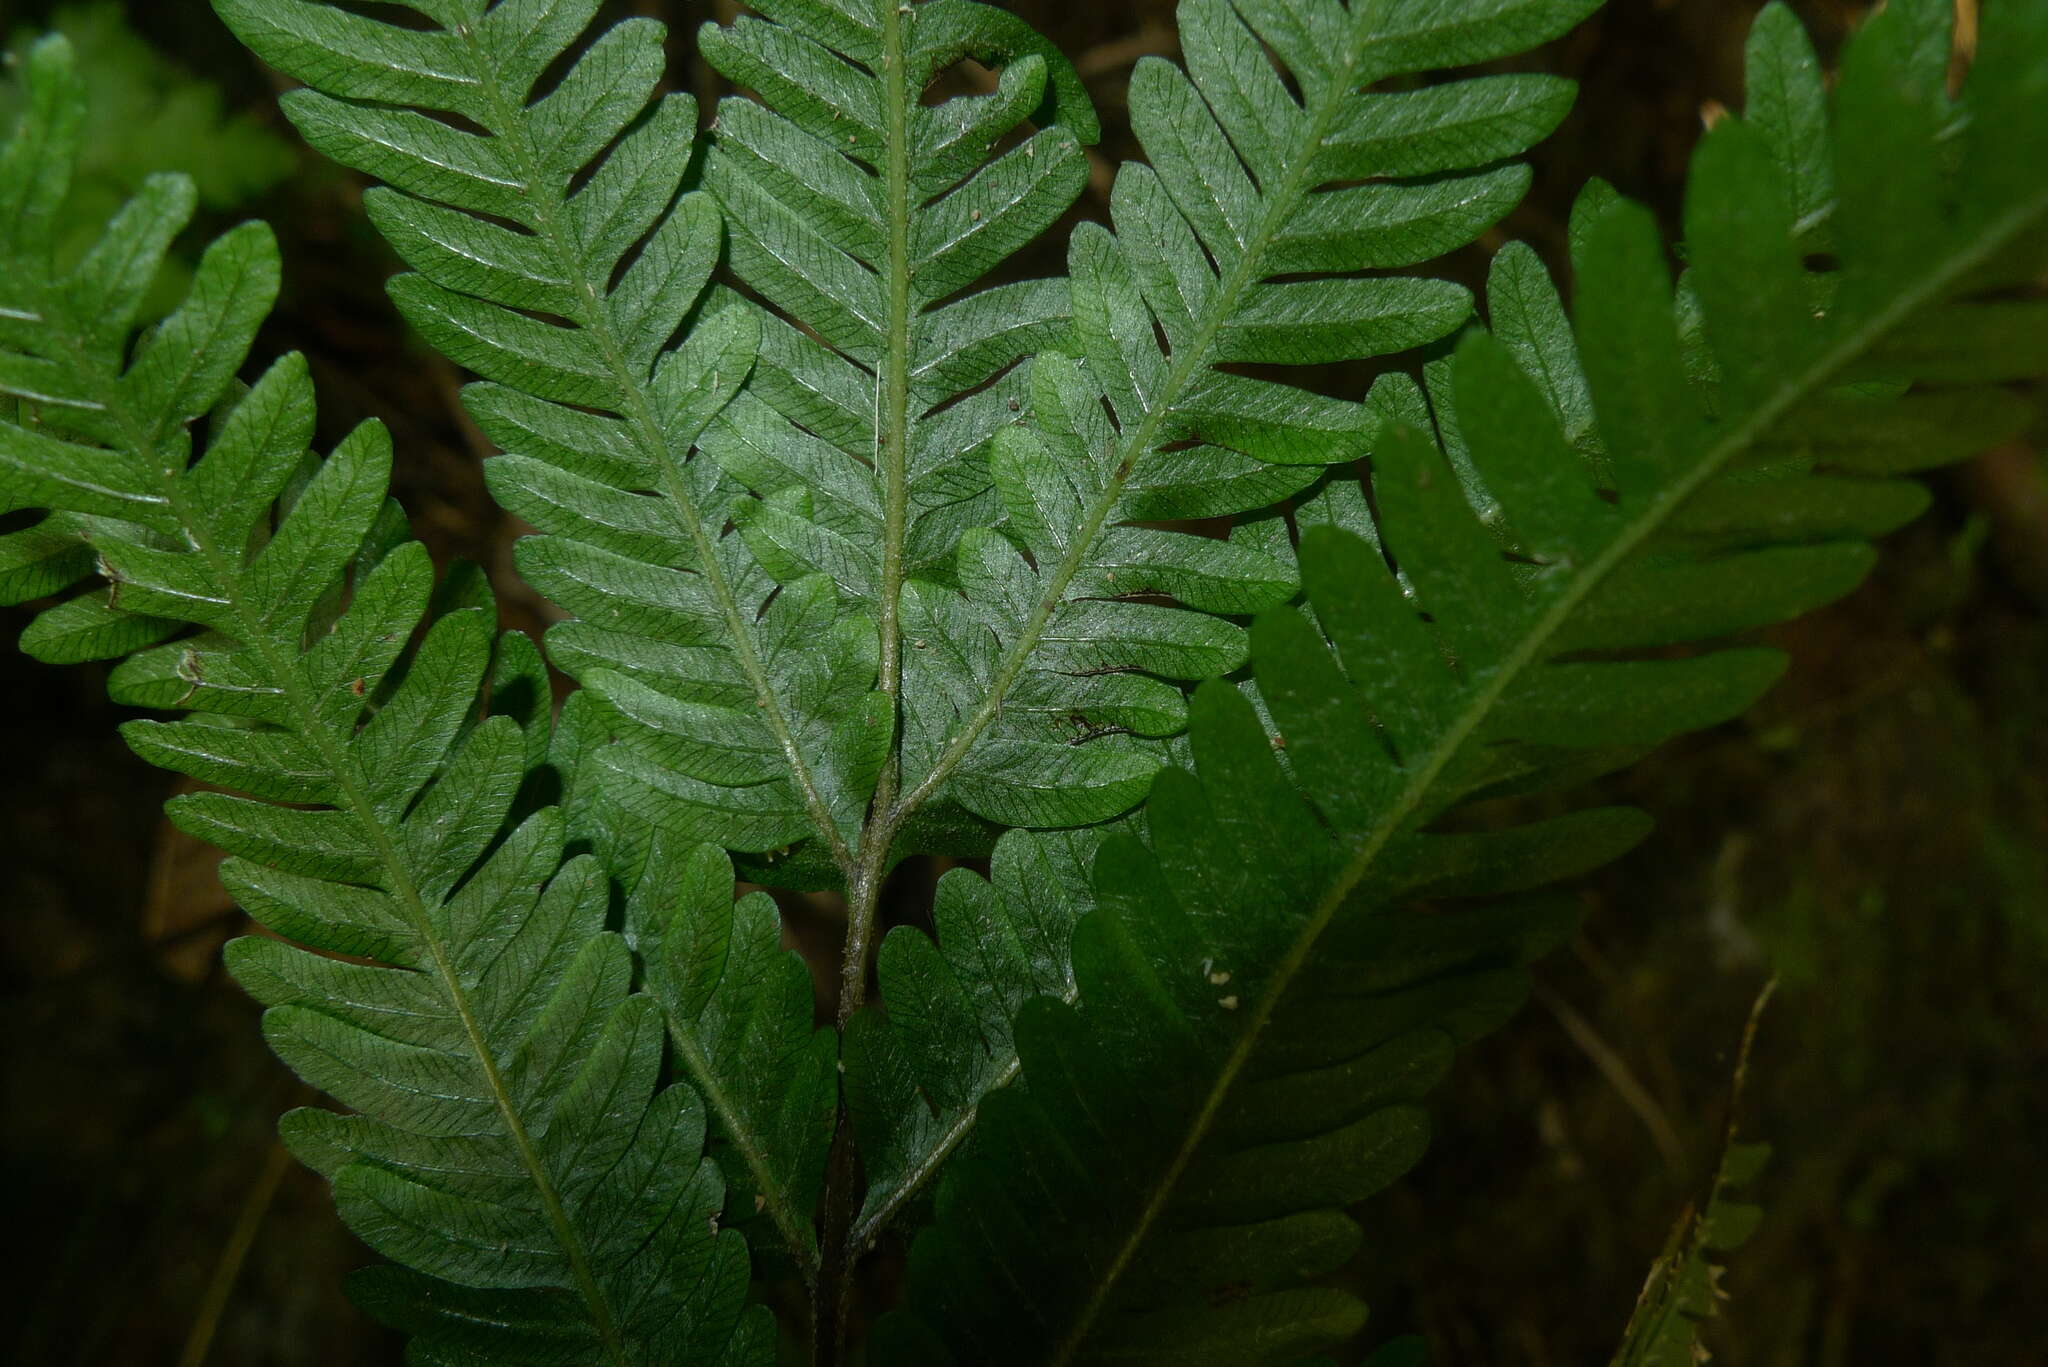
[0,34,770,1366]
[1,0,2043,1362]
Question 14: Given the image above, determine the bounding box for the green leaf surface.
[214,0,868,891]
[632,839,840,1281]
[885,3,2048,1360]
[0,36,770,1362]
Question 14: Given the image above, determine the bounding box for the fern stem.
[840,0,919,1023]
[815,10,921,1356]
[814,831,896,1359]
[1045,173,2048,1364]
[811,1114,862,1367]
[871,0,915,768]
[816,790,898,1363]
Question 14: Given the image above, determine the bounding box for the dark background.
[2,0,2043,1363]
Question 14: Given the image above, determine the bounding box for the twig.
[178,1139,293,1367]
[1534,981,1691,1177]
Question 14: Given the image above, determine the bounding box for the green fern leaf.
[842,827,1105,1245]
[698,0,1223,833]
[212,0,858,1270]
[0,36,770,1365]
[210,0,863,862]
[882,2,2048,1360]
[882,0,1597,829]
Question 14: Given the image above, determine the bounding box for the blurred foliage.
[1610,990,1771,1367]
[1,1,2043,1364]
[0,2,292,209]
[0,1,292,305]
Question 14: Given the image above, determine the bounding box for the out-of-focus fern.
[1611,986,1774,1367]
[0,36,768,1366]
[0,1,291,300]
[1611,1143,1769,1366]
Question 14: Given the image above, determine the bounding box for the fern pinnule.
[842,826,1106,1247]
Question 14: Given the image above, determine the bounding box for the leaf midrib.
[837,0,920,1026]
[1046,175,2048,1364]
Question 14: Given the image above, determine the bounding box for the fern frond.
[1611,986,1773,1367]
[877,0,1599,830]
[882,2,2048,1360]
[0,36,769,1364]
[213,0,852,1269]
[211,0,871,862]
[842,827,1104,1244]
[698,0,1219,833]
